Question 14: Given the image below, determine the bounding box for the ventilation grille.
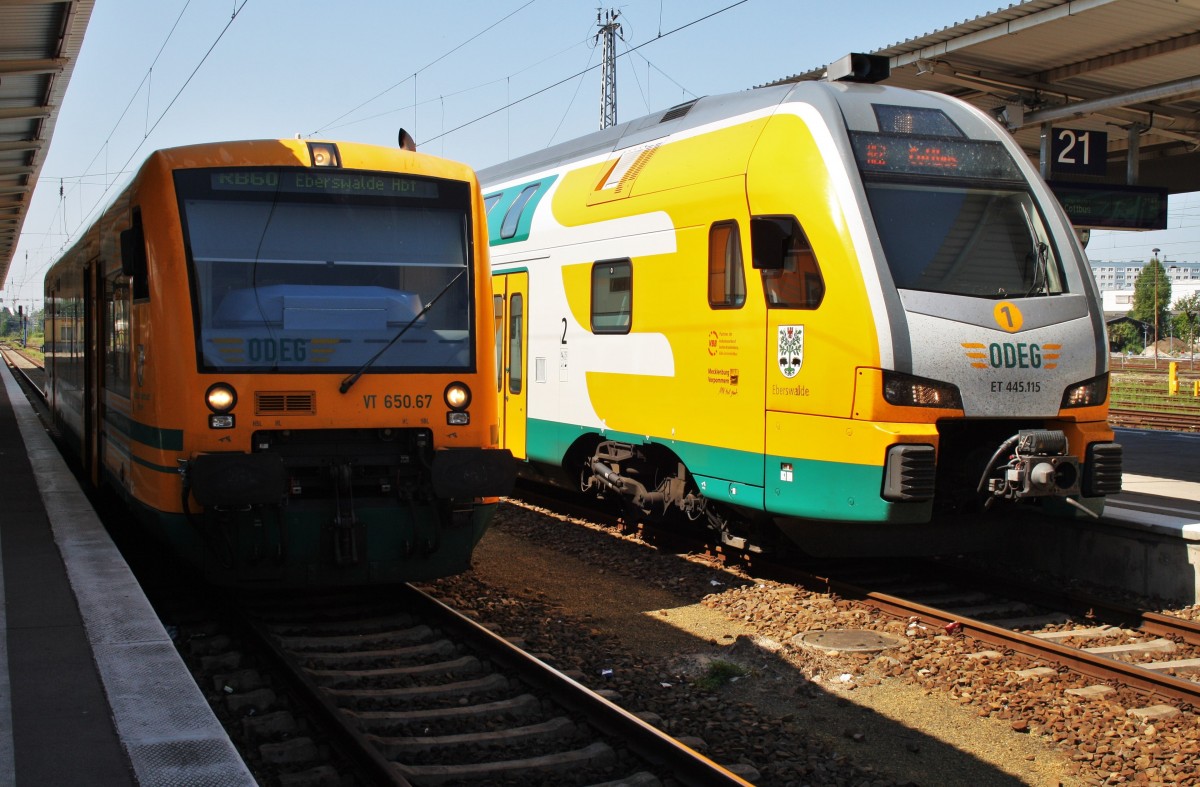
[660,99,697,123]
[1085,442,1123,496]
[882,444,936,502]
[256,391,315,415]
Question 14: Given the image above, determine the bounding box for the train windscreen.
[175,168,474,373]
[851,132,1066,299]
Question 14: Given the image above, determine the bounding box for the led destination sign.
[211,170,439,199]
[1048,181,1168,230]
[851,133,1023,181]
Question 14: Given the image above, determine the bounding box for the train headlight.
[445,382,471,425]
[307,141,341,168]
[444,382,471,410]
[882,371,962,409]
[1061,374,1108,409]
[205,382,237,413]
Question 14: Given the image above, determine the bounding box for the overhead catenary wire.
[309,0,540,138]
[28,0,248,281]
[422,0,749,146]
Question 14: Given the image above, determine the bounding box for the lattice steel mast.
[596,9,622,129]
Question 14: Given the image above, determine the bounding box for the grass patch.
[694,659,747,691]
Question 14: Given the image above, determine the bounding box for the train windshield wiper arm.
[1025,241,1049,297]
[339,267,467,394]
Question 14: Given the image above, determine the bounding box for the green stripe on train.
[105,410,184,451]
[523,417,925,521]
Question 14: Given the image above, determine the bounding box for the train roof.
[478,83,795,189]
[477,80,970,189]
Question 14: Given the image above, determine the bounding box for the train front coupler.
[977,429,1092,515]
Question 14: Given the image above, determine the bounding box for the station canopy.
[0,0,92,290]
[765,0,1200,230]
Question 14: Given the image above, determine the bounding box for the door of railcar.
[493,271,528,459]
[83,258,104,485]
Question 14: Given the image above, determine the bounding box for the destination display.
[210,169,439,199]
[1048,181,1168,230]
[851,133,1023,181]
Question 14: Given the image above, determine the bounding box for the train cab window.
[591,259,632,334]
[120,209,149,301]
[708,221,745,308]
[752,216,825,309]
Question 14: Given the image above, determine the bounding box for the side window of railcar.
[591,259,632,334]
[105,275,132,397]
[751,216,825,309]
[708,221,746,308]
[484,193,501,216]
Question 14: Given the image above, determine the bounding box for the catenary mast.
[596,9,622,129]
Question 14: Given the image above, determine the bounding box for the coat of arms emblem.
[778,325,803,378]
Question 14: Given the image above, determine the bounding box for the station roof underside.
[0,0,92,291]
[765,0,1200,197]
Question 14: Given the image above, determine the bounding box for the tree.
[1130,258,1171,347]
[1107,321,1143,354]
[1173,292,1200,356]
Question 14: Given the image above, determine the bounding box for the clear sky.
[4,0,1197,309]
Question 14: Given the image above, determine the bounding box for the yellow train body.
[483,79,1121,553]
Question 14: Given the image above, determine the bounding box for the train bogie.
[45,139,513,586]
[482,66,1121,555]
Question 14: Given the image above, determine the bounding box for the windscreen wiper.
[339,268,467,394]
[1025,241,1049,297]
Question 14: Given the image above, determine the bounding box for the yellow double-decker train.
[482,57,1121,555]
[44,138,513,586]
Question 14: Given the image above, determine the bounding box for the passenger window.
[752,216,825,309]
[105,274,132,397]
[500,184,539,240]
[591,259,632,334]
[708,221,745,308]
[484,193,501,215]
[508,294,523,395]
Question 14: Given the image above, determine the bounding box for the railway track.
[793,562,1200,706]
[0,346,751,784]
[515,487,1200,713]
[1109,406,1200,432]
[224,584,751,786]
[0,343,45,395]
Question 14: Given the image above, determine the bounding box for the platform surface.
[0,362,253,785]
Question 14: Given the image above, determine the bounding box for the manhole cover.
[793,629,904,653]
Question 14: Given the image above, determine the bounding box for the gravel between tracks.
[418,501,1200,786]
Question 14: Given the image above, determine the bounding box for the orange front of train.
[53,138,513,586]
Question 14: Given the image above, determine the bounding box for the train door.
[45,284,56,407]
[493,271,528,459]
[83,259,105,485]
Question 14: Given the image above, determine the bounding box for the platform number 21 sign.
[1051,128,1108,177]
